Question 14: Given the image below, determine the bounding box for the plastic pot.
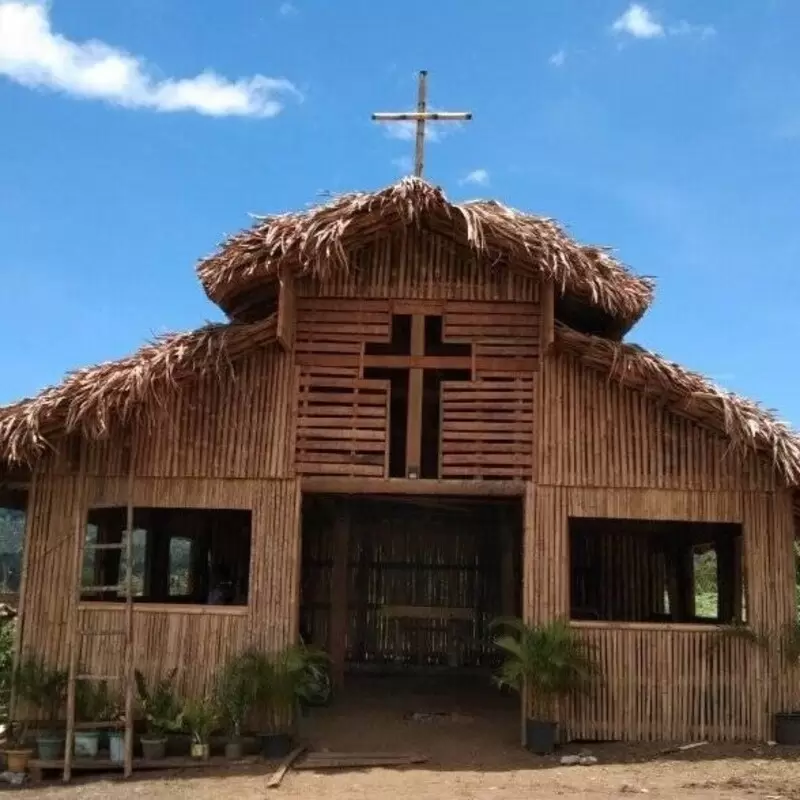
[74,731,101,758]
[141,736,167,760]
[225,740,243,760]
[36,734,64,761]
[524,719,558,755]
[5,748,33,773]
[775,712,800,745]
[108,732,125,764]
[190,742,210,760]
[258,732,292,759]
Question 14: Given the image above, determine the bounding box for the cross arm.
[372,112,472,121]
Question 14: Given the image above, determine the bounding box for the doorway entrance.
[299,492,523,746]
[300,493,522,678]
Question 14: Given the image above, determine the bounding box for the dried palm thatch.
[197,177,655,329]
[0,315,277,464]
[555,323,800,486]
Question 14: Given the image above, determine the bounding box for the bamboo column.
[329,505,351,689]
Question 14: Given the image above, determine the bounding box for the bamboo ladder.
[62,440,136,782]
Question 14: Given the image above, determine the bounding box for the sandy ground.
[19,676,800,799]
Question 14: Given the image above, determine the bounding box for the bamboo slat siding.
[523,485,797,740]
[439,301,538,480]
[567,625,769,741]
[537,352,776,491]
[20,475,302,696]
[296,228,541,302]
[43,344,295,480]
[294,297,392,478]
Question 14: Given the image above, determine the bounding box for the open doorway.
[299,493,522,740]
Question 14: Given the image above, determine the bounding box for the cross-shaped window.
[363,314,472,478]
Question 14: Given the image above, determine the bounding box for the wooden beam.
[540,280,555,352]
[362,354,472,371]
[329,505,350,689]
[276,264,296,351]
[301,477,527,496]
[405,314,426,477]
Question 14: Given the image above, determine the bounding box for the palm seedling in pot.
[491,618,598,754]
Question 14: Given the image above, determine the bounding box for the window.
[82,507,251,606]
[569,518,743,624]
[0,486,27,596]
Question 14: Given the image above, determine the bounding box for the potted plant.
[105,694,126,765]
[74,678,112,758]
[13,656,68,760]
[135,668,184,760]
[215,654,254,759]
[492,618,597,755]
[3,720,33,773]
[183,696,219,760]
[242,643,329,758]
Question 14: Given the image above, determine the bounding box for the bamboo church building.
[1,144,800,743]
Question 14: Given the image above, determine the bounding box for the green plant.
[183,696,220,744]
[237,643,330,730]
[491,618,598,719]
[76,678,114,722]
[134,668,184,738]
[12,656,68,730]
[215,655,254,738]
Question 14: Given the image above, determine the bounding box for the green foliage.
[235,644,330,726]
[134,668,184,737]
[76,677,115,722]
[183,696,220,744]
[491,618,598,717]
[215,654,254,737]
[13,656,68,724]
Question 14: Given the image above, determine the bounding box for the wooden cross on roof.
[372,71,472,177]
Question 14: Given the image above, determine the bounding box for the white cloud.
[611,4,716,41]
[549,49,566,67]
[0,1,300,116]
[460,168,489,186]
[612,4,664,38]
[278,2,297,16]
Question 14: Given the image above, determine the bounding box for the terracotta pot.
[5,748,33,773]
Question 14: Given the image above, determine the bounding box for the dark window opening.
[0,489,26,595]
[569,518,743,624]
[364,314,472,479]
[82,507,251,606]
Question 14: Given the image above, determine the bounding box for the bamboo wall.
[19,474,301,695]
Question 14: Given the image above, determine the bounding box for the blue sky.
[0,0,798,427]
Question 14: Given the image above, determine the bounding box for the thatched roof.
[0,316,276,465]
[554,324,800,486]
[197,177,655,331]
[0,312,797,489]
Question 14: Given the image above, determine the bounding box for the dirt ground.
[20,675,800,799]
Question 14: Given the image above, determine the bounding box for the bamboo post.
[63,441,87,783]
[329,504,351,690]
[10,470,37,723]
[123,435,135,778]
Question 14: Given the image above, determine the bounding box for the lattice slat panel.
[440,378,534,479]
[296,368,390,477]
[443,300,540,377]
